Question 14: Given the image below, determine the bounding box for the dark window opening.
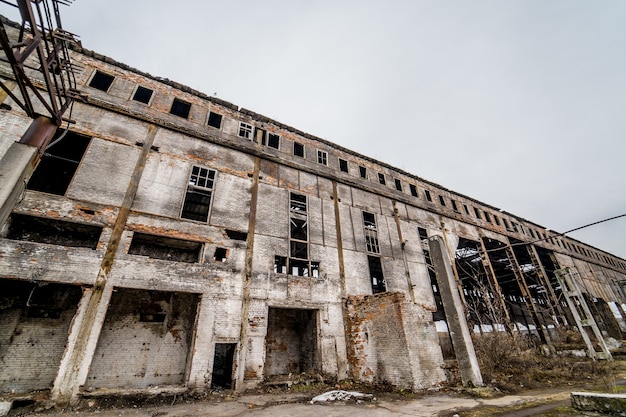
[424,190,432,202]
[463,204,470,215]
[289,258,310,276]
[378,173,386,185]
[294,142,304,157]
[170,98,192,119]
[290,241,308,260]
[339,158,348,173]
[274,255,287,274]
[6,213,102,249]
[311,261,320,278]
[128,232,201,263]
[290,217,307,241]
[181,166,215,222]
[359,166,367,178]
[214,247,227,262]
[451,200,459,212]
[132,86,153,104]
[394,178,402,191]
[212,343,236,389]
[494,216,500,226]
[267,133,280,149]
[363,211,380,254]
[410,184,418,197]
[207,111,223,129]
[484,211,492,223]
[27,130,91,195]
[418,227,429,242]
[317,150,327,165]
[438,195,446,206]
[473,207,481,219]
[368,256,386,294]
[3,280,83,320]
[89,70,114,91]
[290,192,307,212]
[503,218,511,230]
[239,122,253,139]
[225,229,248,241]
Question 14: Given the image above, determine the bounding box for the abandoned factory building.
[1,23,626,405]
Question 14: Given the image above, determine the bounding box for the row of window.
[86,69,626,268]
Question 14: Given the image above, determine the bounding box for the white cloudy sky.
[6,1,626,258]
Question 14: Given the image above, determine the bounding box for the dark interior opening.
[368,255,386,293]
[207,111,223,129]
[132,86,153,104]
[265,308,318,377]
[128,232,202,263]
[225,229,247,241]
[211,343,236,389]
[89,70,114,91]
[5,213,102,249]
[170,98,191,119]
[27,130,91,195]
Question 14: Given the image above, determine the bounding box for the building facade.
[1,26,626,404]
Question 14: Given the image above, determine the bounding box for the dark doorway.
[265,308,318,377]
[211,343,236,389]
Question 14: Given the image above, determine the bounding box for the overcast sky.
[6,1,626,258]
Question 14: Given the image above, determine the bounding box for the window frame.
[180,165,217,223]
[207,111,223,129]
[238,122,253,139]
[317,150,328,165]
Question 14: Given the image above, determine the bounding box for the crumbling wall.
[85,289,198,389]
[345,292,445,389]
[0,281,83,393]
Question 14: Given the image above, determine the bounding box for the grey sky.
[7,1,626,258]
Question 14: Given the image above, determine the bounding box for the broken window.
[368,255,386,293]
[213,247,227,262]
[293,142,304,157]
[238,122,253,139]
[359,166,367,179]
[378,173,386,185]
[207,111,223,129]
[27,130,91,196]
[339,158,348,173]
[181,165,216,222]
[417,226,429,242]
[170,98,191,119]
[6,213,102,249]
[317,150,327,165]
[424,189,432,202]
[128,232,202,263]
[363,211,380,254]
[410,184,418,197]
[394,178,402,191]
[283,192,312,276]
[132,86,153,104]
[274,255,287,274]
[267,133,280,149]
[438,195,446,206]
[511,222,519,232]
[88,70,114,92]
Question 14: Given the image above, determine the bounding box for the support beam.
[428,235,483,387]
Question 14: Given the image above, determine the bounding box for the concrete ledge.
[0,401,12,417]
[571,391,626,414]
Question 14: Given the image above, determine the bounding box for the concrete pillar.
[428,235,483,387]
[187,293,215,387]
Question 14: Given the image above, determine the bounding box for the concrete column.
[187,293,215,387]
[428,235,483,387]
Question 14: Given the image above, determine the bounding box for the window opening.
[6,213,102,249]
[293,142,304,157]
[278,192,313,277]
[451,199,459,212]
[438,195,446,206]
[359,166,367,179]
[494,215,500,226]
[378,173,386,185]
[254,127,266,145]
[394,178,402,191]
[484,211,492,223]
[132,86,153,104]
[368,255,386,293]
[463,204,470,215]
[213,247,227,262]
[89,70,114,91]
[128,233,202,263]
[181,165,216,222]
[170,98,191,119]
[207,111,223,129]
[417,227,429,242]
[409,184,418,197]
[473,207,481,219]
[225,229,248,241]
[339,158,348,173]
[363,211,380,254]
[267,133,280,149]
[317,150,327,165]
[238,122,253,139]
[274,255,287,274]
[424,190,432,202]
[211,343,236,389]
[27,130,91,195]
[503,218,511,230]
